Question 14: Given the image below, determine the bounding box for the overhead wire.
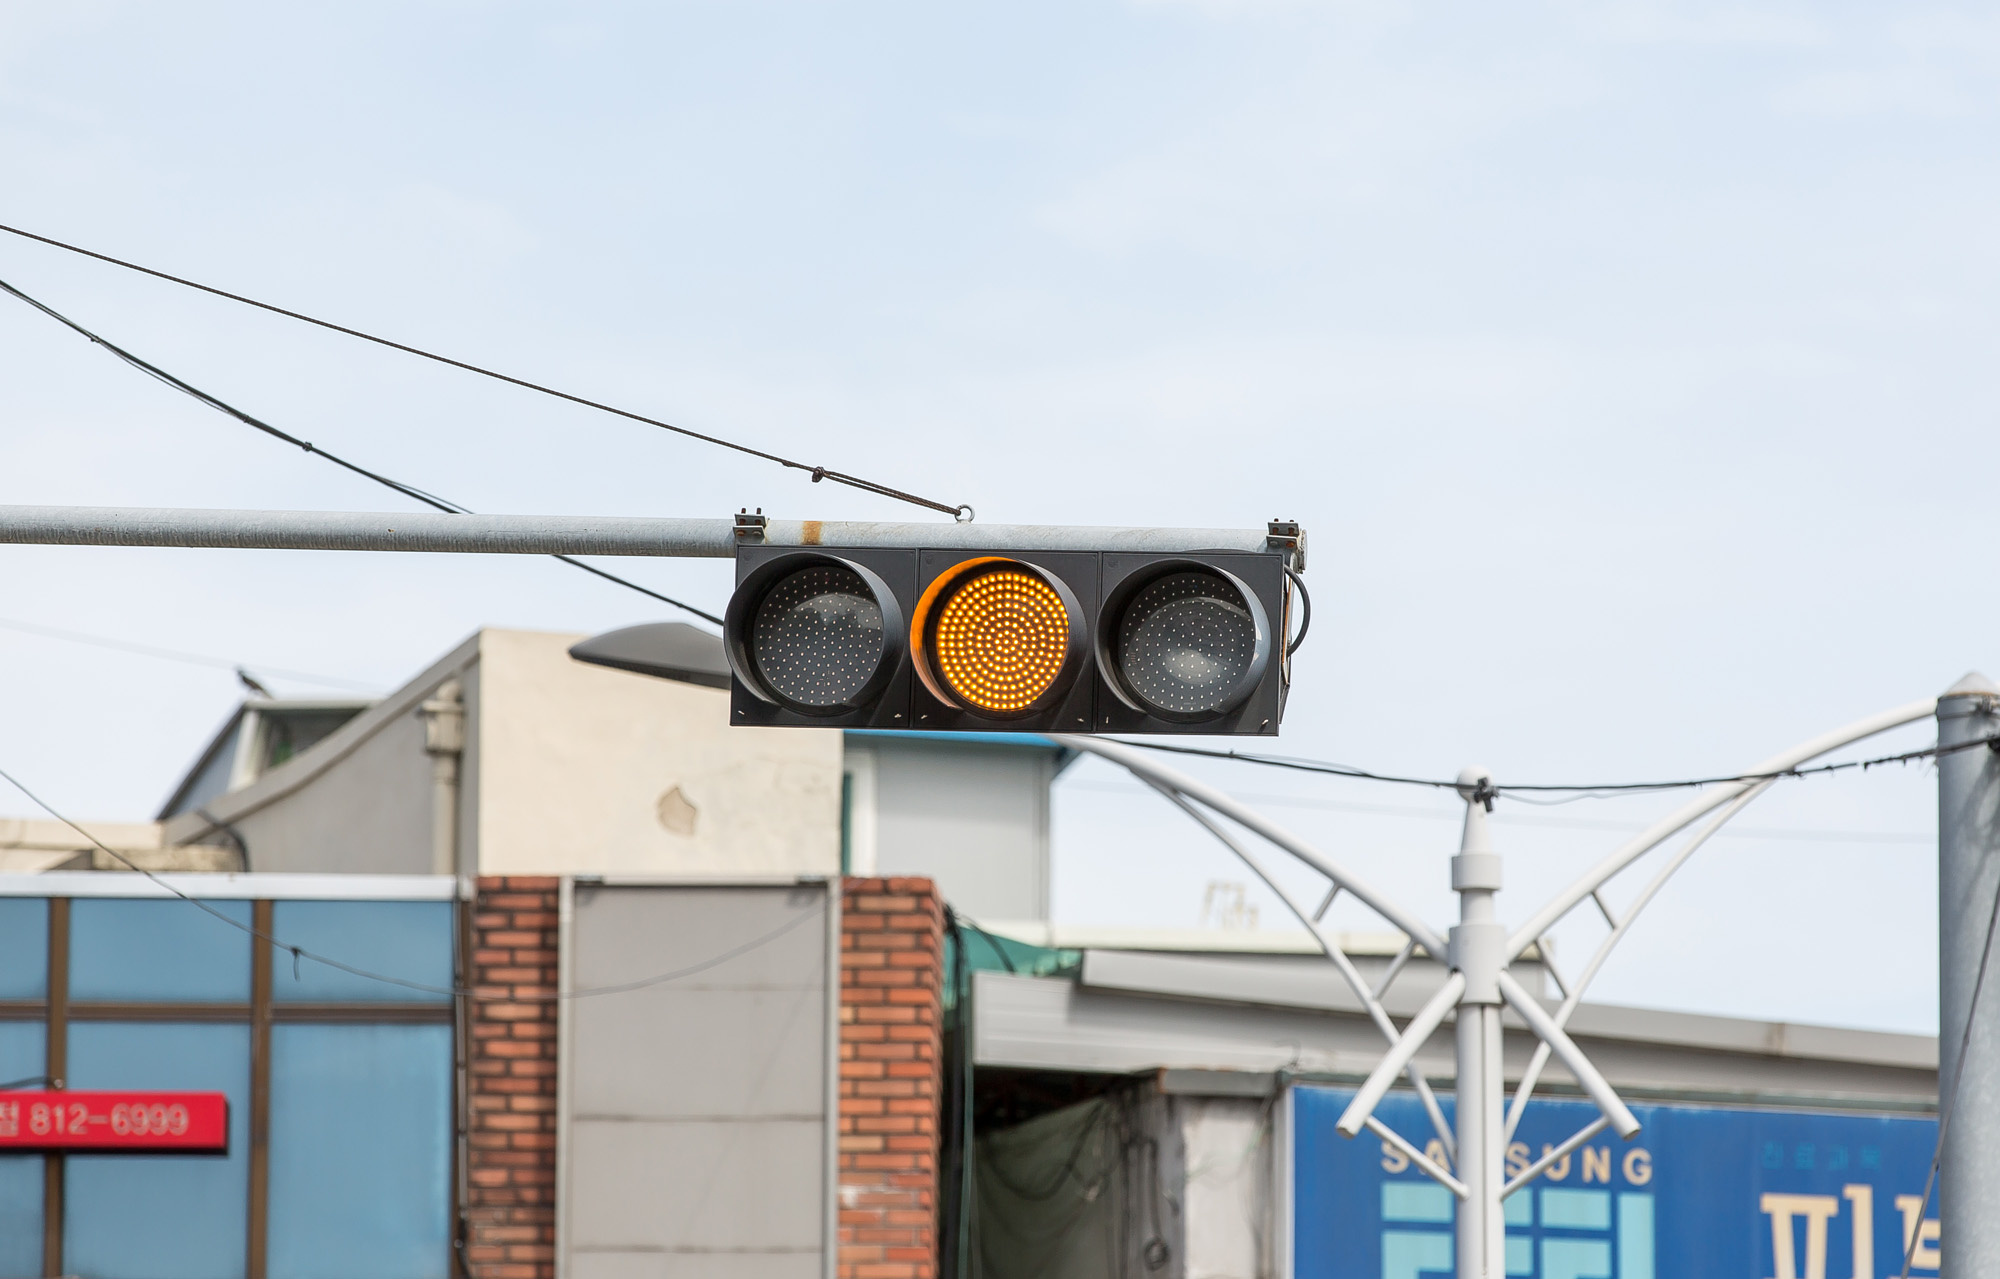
[10,223,1973,797]
[0,761,818,1001]
[1107,733,2000,799]
[0,272,723,626]
[0,259,1974,802]
[0,615,377,692]
[0,220,972,520]
[1059,779,1933,844]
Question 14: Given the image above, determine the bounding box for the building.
[0,625,1944,1279]
[142,626,1068,916]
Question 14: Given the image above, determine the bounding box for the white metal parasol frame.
[1055,696,1938,1279]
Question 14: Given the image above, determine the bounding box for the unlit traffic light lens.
[1114,571,1259,716]
[750,564,886,708]
[932,568,1073,714]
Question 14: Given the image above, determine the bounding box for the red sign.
[0,1091,228,1151]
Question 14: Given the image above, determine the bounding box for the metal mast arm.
[0,505,1275,558]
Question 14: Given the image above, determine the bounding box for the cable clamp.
[734,508,768,543]
[1267,519,1305,569]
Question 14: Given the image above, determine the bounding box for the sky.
[1,1,1996,1033]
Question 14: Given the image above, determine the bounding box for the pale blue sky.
[2,2,1995,1031]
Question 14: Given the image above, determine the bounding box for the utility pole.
[1937,671,2000,1279]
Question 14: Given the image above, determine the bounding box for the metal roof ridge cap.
[1561,999,1938,1067]
[162,630,484,842]
[1078,947,1402,1016]
[994,924,1413,955]
[1068,953,1937,1068]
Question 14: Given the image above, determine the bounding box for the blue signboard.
[1291,1087,1939,1279]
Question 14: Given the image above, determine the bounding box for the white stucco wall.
[1178,1096,1274,1279]
[473,629,841,877]
[166,628,841,880]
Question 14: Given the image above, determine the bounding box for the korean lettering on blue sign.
[1291,1087,1939,1279]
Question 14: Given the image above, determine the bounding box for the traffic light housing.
[723,543,1297,735]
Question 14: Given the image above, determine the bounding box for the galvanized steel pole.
[1449,769,1506,1279]
[1937,671,2000,1279]
[0,505,1284,558]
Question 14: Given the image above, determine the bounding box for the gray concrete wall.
[856,737,1054,921]
[561,881,834,1279]
[160,633,481,874]
[224,705,435,874]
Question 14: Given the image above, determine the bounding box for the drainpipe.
[421,677,471,1277]
[421,680,466,879]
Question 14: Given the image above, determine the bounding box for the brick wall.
[466,876,560,1279]
[839,877,947,1279]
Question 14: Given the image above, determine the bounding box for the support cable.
[0,221,971,520]
[1109,734,2000,799]
[1281,565,1311,657]
[0,273,722,626]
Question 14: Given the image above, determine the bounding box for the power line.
[0,220,972,520]
[1060,779,1933,845]
[0,615,377,692]
[0,761,819,1001]
[0,273,723,627]
[1108,734,2000,799]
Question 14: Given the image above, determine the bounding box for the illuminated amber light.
[932,569,1072,713]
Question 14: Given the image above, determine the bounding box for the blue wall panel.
[64,1022,252,1279]
[0,899,46,1000]
[0,1021,47,1278]
[70,899,252,1002]
[267,1023,452,1279]
[0,893,456,1278]
[270,901,454,1004]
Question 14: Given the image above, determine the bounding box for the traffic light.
[721,542,1300,735]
